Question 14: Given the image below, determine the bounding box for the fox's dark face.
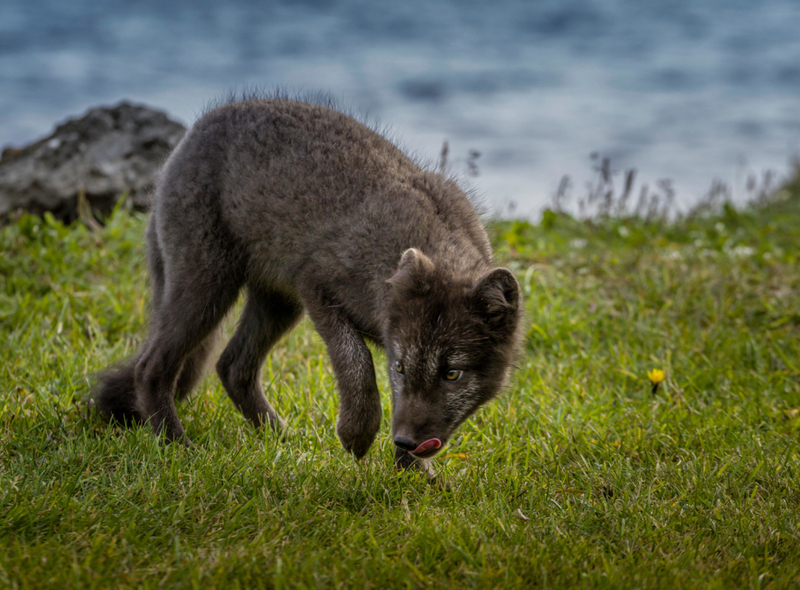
[385,248,522,459]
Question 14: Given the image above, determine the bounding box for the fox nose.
[393,436,417,451]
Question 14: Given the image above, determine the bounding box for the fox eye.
[444,369,464,382]
[395,361,404,374]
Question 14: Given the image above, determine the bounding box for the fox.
[92,97,522,472]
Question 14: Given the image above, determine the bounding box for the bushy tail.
[90,357,142,426]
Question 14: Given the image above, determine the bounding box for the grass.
[1,179,800,588]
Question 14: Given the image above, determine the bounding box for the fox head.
[385,248,522,459]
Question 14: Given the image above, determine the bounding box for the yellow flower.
[647,369,665,384]
[647,368,665,394]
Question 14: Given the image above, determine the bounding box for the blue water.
[2,0,799,215]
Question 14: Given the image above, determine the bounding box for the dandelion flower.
[647,368,665,394]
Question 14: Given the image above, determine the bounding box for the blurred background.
[1,0,799,216]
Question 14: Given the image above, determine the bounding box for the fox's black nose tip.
[393,436,417,451]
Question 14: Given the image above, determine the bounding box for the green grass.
[2,183,800,589]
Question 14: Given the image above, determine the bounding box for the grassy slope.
[1,184,799,589]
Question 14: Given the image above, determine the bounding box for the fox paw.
[336,406,381,459]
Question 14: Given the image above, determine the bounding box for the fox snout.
[392,399,449,458]
[393,435,443,458]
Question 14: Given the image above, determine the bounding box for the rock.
[0,102,186,223]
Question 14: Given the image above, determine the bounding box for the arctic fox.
[93,98,522,470]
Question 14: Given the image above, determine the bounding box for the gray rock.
[0,102,186,222]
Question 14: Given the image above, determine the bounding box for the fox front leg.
[304,296,382,459]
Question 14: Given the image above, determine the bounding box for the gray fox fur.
[92,98,522,470]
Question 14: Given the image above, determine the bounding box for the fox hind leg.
[133,229,244,442]
[216,287,303,432]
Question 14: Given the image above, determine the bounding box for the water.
[2,0,799,216]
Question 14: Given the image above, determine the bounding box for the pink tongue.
[412,438,442,454]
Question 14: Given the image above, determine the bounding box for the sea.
[2,0,799,216]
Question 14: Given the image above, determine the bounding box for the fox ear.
[387,248,435,293]
[397,248,435,274]
[472,268,521,329]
